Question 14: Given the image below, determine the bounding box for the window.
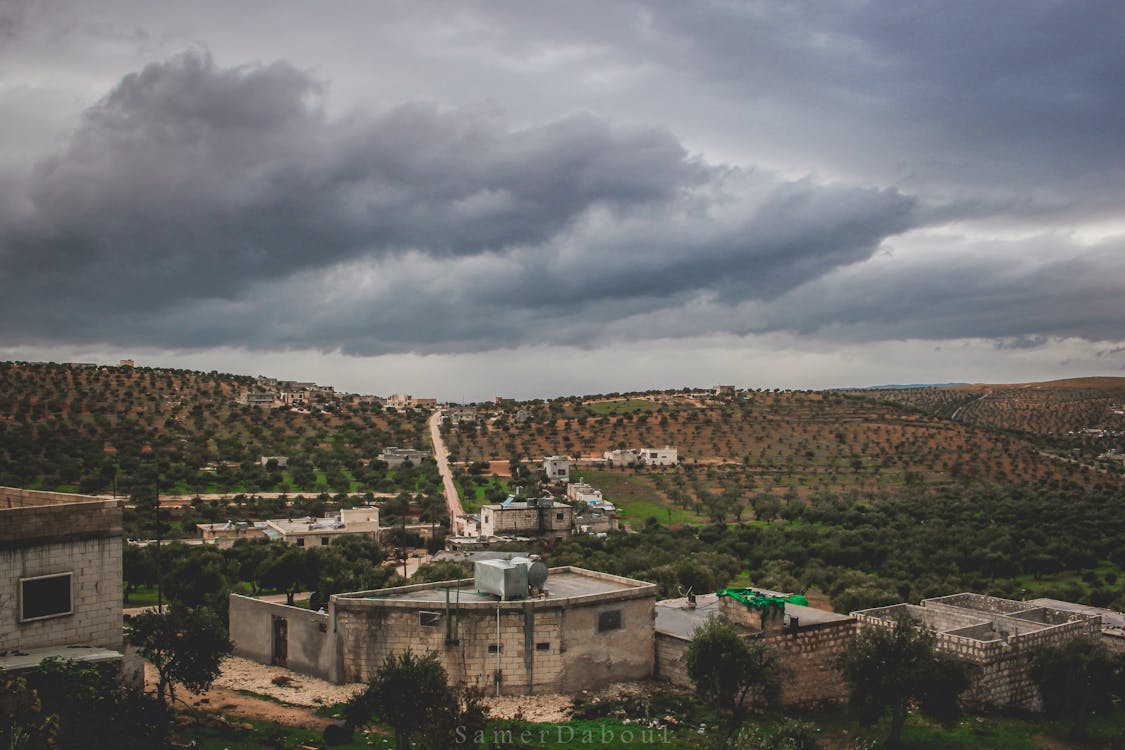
[321,537,330,545]
[296,538,305,547]
[487,644,503,654]
[555,512,564,520]
[597,610,622,632]
[419,611,442,627]
[536,642,550,652]
[20,573,73,622]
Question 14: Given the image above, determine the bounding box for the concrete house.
[263,507,380,548]
[639,446,678,466]
[377,447,431,469]
[0,488,125,675]
[603,449,640,466]
[655,587,855,709]
[229,564,658,694]
[480,499,573,542]
[541,456,570,483]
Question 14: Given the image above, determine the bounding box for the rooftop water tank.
[474,559,529,600]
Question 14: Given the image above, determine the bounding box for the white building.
[603,449,640,466]
[263,507,380,548]
[640,446,678,466]
[542,456,570,483]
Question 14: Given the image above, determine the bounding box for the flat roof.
[1029,598,1124,629]
[335,566,656,607]
[655,593,851,640]
[0,646,122,672]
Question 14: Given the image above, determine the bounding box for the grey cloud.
[447,1,1125,222]
[751,239,1125,343]
[0,51,921,352]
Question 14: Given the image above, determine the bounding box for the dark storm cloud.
[0,51,921,351]
[459,1,1125,219]
[751,239,1125,343]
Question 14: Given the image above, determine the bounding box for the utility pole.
[154,478,163,611]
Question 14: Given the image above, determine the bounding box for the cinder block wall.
[655,619,856,708]
[335,595,654,694]
[0,536,123,652]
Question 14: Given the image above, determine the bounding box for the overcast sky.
[1,1,1122,400]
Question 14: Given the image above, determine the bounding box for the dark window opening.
[555,512,564,520]
[20,573,73,622]
[321,536,330,545]
[598,609,622,632]
[536,642,550,652]
[419,611,442,627]
[296,538,305,547]
[488,644,502,654]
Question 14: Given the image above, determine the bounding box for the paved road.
[428,409,465,526]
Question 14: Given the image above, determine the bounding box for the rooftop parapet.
[0,487,122,548]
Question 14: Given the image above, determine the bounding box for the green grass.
[798,706,1125,749]
[480,720,700,749]
[584,399,659,416]
[174,714,378,749]
[579,469,704,525]
[123,585,162,607]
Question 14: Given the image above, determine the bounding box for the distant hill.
[444,387,1123,515]
[845,377,1125,437]
[841,383,969,390]
[0,361,432,497]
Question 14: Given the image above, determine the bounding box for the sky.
[1,1,1123,400]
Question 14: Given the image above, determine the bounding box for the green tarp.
[717,588,809,612]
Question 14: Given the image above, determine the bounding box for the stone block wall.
[334,586,654,694]
[655,619,855,708]
[0,536,123,652]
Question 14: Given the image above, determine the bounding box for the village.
[2,364,1124,748]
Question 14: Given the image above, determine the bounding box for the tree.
[0,674,57,750]
[15,658,170,749]
[127,605,233,707]
[256,546,310,605]
[685,617,781,725]
[1030,637,1123,739]
[837,615,968,747]
[344,649,484,750]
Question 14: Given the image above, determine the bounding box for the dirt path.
[429,409,465,524]
[145,657,365,729]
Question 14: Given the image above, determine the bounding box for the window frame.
[19,572,74,623]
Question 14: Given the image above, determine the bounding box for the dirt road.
[429,410,465,525]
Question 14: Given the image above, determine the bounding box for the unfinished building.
[479,498,573,542]
[0,488,125,676]
[853,593,1103,710]
[230,562,657,694]
[655,588,855,708]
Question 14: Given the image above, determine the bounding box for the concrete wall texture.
[228,595,337,682]
[0,489,123,654]
[0,536,123,653]
[655,619,856,709]
[854,593,1104,711]
[335,591,654,694]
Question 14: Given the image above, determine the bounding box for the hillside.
[0,362,432,498]
[444,388,1123,523]
[844,377,1125,438]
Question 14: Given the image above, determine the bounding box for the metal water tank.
[474,559,529,599]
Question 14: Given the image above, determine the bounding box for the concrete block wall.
[654,620,855,708]
[0,536,123,652]
[335,596,654,694]
[763,620,856,708]
[0,500,122,546]
[228,595,336,683]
